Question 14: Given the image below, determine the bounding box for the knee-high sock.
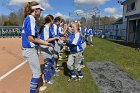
[71,69,76,76]
[44,63,52,82]
[78,70,83,76]
[50,58,56,75]
[80,60,84,65]
[51,66,56,75]
[30,77,39,93]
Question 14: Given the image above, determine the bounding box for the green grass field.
[41,37,140,93]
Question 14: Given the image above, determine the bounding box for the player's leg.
[67,54,77,81]
[22,48,42,93]
[75,52,83,80]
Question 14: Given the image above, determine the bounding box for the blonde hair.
[24,1,39,18]
[73,22,83,37]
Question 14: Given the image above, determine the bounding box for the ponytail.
[39,15,54,34]
[24,1,39,18]
[44,15,54,24]
[39,25,44,34]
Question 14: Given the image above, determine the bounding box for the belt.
[22,47,34,50]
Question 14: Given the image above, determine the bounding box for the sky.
[0,0,124,19]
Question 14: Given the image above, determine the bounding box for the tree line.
[0,9,117,27]
[0,8,24,26]
[80,15,116,29]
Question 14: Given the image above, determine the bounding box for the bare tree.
[17,8,24,25]
[100,16,116,25]
[0,15,9,25]
[9,12,18,24]
[0,16,2,25]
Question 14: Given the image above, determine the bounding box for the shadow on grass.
[108,39,140,49]
[62,62,71,78]
[60,50,71,77]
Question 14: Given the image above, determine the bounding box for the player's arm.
[28,36,53,46]
[46,37,59,42]
[64,41,77,47]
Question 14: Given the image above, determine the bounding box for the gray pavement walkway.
[87,62,140,93]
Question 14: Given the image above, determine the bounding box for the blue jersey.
[53,24,63,37]
[85,28,89,35]
[53,24,58,36]
[80,27,85,36]
[39,24,55,47]
[58,26,63,36]
[49,25,55,37]
[67,32,83,52]
[67,32,74,43]
[88,29,94,36]
[80,27,86,43]
[22,15,39,48]
[51,24,60,36]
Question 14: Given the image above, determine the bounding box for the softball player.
[58,21,64,36]
[39,15,59,84]
[77,21,86,68]
[58,21,64,60]
[88,28,94,46]
[21,1,51,93]
[80,28,86,68]
[63,22,83,81]
[52,17,67,71]
[51,17,61,69]
[85,26,89,45]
